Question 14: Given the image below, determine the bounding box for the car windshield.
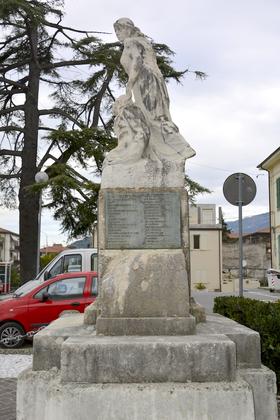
[13,280,43,297]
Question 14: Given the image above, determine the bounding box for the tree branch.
[0,149,22,157]
[0,105,24,115]
[39,108,84,128]
[0,126,24,132]
[43,20,110,35]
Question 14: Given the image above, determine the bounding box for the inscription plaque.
[104,191,181,249]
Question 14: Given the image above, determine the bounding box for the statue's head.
[114,18,138,41]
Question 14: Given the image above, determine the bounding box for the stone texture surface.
[190,297,206,323]
[96,316,196,336]
[238,365,278,420]
[33,314,96,371]
[84,301,99,325]
[17,369,256,420]
[197,314,261,368]
[96,249,190,319]
[61,335,236,383]
[101,159,186,189]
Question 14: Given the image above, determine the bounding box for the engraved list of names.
[105,191,181,249]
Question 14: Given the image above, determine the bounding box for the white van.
[36,248,98,282]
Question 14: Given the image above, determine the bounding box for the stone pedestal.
[17,314,278,420]
[96,187,194,336]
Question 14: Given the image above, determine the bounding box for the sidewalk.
[0,352,32,420]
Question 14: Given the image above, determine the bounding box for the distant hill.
[227,212,269,234]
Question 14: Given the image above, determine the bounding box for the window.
[91,276,98,296]
[91,253,98,271]
[48,257,63,278]
[47,277,86,299]
[63,254,82,272]
[193,235,200,249]
[34,277,86,300]
[277,178,280,210]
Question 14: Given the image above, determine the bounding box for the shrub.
[214,296,280,387]
[195,282,206,290]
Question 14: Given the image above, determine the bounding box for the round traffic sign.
[223,173,256,206]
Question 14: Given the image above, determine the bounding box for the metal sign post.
[238,174,244,297]
[223,173,256,297]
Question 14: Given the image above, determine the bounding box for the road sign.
[223,173,257,297]
[223,173,256,206]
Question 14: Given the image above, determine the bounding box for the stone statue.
[104,17,195,168]
[103,95,150,165]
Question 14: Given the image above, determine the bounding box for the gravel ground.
[0,354,32,378]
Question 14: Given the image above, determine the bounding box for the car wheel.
[0,322,25,349]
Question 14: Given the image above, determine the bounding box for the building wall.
[0,231,19,263]
[223,240,271,280]
[189,204,222,291]
[190,229,222,291]
[270,161,280,269]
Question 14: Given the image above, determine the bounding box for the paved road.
[193,288,280,313]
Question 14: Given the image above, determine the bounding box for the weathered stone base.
[21,314,277,420]
[61,334,235,383]
[17,369,256,420]
[96,315,196,335]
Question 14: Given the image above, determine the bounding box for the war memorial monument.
[17,18,277,420]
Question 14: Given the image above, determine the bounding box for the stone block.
[61,335,236,383]
[197,314,261,368]
[33,314,96,371]
[238,365,278,420]
[96,249,190,320]
[96,316,196,335]
[84,301,100,325]
[17,369,256,420]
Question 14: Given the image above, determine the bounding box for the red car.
[0,271,98,349]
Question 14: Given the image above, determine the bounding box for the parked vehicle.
[36,248,98,282]
[267,269,280,291]
[0,271,98,348]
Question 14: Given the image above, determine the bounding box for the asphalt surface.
[193,287,280,313]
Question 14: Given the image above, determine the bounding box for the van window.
[48,257,63,278]
[91,254,98,271]
[64,254,82,272]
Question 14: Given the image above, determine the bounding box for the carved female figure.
[113,18,195,162]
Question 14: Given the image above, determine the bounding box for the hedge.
[214,296,280,386]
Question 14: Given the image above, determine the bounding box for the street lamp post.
[35,171,49,275]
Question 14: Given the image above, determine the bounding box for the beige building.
[0,227,19,263]
[258,146,280,269]
[189,204,223,291]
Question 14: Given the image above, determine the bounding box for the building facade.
[0,227,20,263]
[189,204,223,291]
[258,147,280,269]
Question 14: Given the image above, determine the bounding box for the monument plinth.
[17,17,277,420]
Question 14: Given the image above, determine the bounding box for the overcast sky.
[1,0,280,245]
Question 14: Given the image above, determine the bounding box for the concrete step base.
[61,334,236,383]
[17,369,256,420]
[96,315,196,335]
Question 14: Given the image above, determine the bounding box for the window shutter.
[277,178,280,209]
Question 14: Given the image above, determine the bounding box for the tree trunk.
[19,24,40,283]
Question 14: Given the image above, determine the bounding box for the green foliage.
[10,263,20,289]
[220,210,232,242]
[214,296,280,386]
[185,175,211,204]
[40,252,57,270]
[195,282,206,290]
